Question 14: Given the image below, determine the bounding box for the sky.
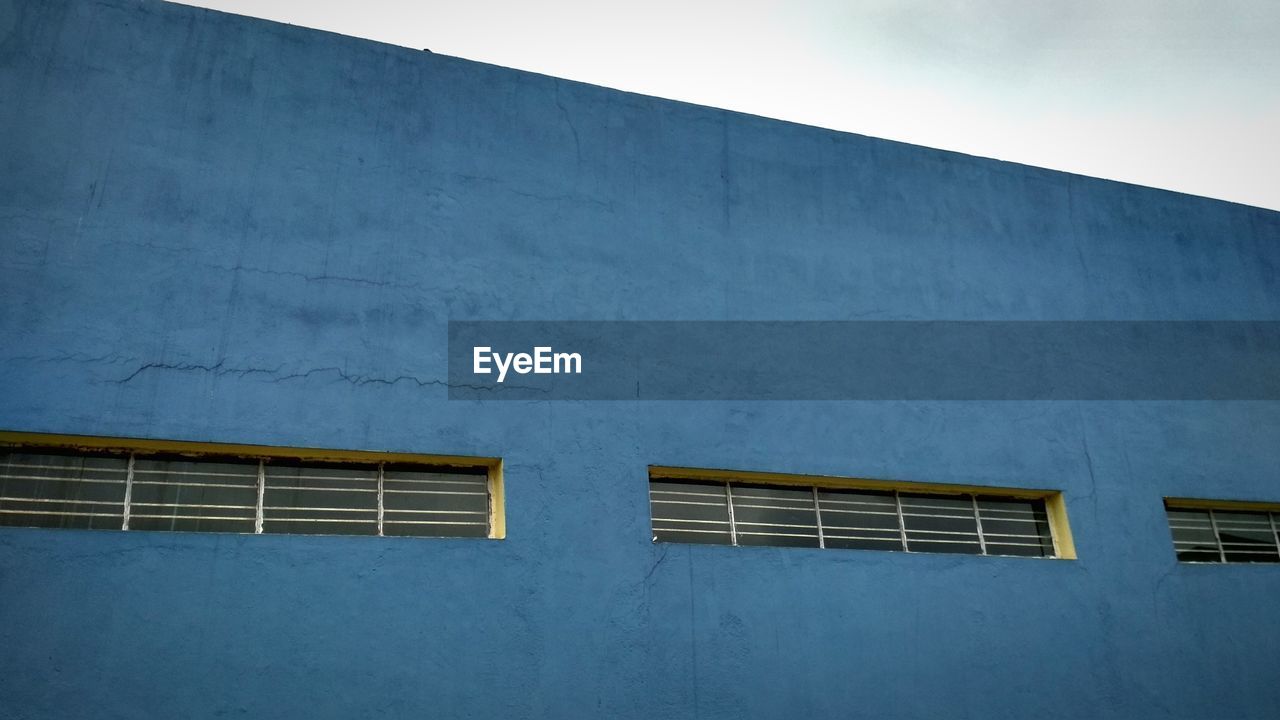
[176,1,1280,211]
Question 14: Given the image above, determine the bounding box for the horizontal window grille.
[733,484,820,548]
[1,448,491,538]
[381,464,490,538]
[0,452,129,530]
[973,497,1056,557]
[817,488,902,552]
[128,456,259,533]
[900,492,984,555]
[648,480,732,545]
[1166,504,1280,563]
[263,461,380,536]
[651,477,1057,558]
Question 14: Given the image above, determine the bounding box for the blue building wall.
[2,1,1279,717]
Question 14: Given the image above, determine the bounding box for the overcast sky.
[176,1,1279,211]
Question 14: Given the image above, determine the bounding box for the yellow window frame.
[650,464,1075,559]
[0,430,505,539]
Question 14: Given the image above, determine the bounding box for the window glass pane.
[976,496,1054,557]
[649,480,731,545]
[1213,510,1279,563]
[817,488,903,552]
[263,460,378,536]
[649,477,1060,558]
[1166,509,1220,561]
[129,456,258,533]
[900,493,981,554]
[382,465,488,538]
[732,484,819,548]
[0,452,128,529]
[1,444,494,539]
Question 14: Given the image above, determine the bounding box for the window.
[649,466,1074,559]
[1165,499,1280,563]
[0,432,504,539]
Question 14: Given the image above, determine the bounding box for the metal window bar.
[894,490,908,551]
[1272,512,1280,555]
[725,482,738,546]
[121,453,135,530]
[254,460,265,534]
[1207,509,1228,563]
[970,495,988,555]
[485,471,494,539]
[377,463,385,537]
[812,486,825,549]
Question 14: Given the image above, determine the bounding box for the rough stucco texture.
[2,1,1280,718]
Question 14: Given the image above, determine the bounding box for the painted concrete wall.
[2,1,1279,718]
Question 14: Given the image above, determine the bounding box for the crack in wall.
[216,263,421,291]
[553,79,582,166]
[642,543,669,584]
[1076,403,1101,516]
[3,353,546,393]
[115,361,546,393]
